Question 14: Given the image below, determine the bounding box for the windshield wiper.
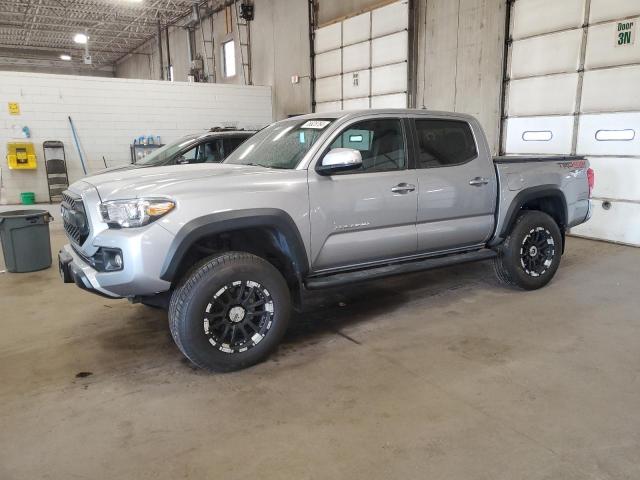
[242,162,264,167]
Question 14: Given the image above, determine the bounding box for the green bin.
[0,210,53,273]
[20,192,36,205]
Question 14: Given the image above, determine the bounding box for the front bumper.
[58,220,174,298]
[58,246,120,298]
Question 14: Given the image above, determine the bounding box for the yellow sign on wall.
[8,102,20,115]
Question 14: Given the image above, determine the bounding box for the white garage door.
[313,0,409,113]
[503,0,640,246]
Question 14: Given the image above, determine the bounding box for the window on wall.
[223,40,236,77]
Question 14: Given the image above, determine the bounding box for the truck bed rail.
[494,155,586,164]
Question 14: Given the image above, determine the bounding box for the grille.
[61,191,90,246]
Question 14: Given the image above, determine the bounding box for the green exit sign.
[616,19,636,47]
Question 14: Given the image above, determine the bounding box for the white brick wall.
[0,72,273,204]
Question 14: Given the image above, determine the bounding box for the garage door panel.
[342,11,370,46]
[343,97,370,110]
[315,50,342,79]
[371,93,407,109]
[577,112,640,156]
[512,0,585,40]
[315,23,341,54]
[315,101,342,113]
[371,1,408,38]
[587,157,640,201]
[313,0,407,113]
[371,63,407,95]
[510,30,583,78]
[581,66,640,113]
[589,0,640,24]
[343,41,370,73]
[372,31,408,67]
[343,70,370,99]
[571,199,640,246]
[508,74,578,116]
[505,116,575,154]
[585,21,640,69]
[315,75,342,103]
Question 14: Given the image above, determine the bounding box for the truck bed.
[494,155,585,164]
[491,155,591,244]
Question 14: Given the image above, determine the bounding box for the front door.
[308,118,418,271]
[411,117,496,253]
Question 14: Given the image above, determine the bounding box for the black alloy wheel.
[204,280,274,354]
[519,227,556,277]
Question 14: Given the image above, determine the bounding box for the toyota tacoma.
[58,110,593,371]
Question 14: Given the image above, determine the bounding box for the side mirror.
[176,155,189,165]
[317,148,363,175]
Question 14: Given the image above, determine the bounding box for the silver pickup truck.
[58,109,593,371]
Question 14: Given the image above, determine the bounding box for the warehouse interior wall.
[317,0,386,25]
[415,0,506,154]
[0,72,272,204]
[0,49,115,77]
[115,0,312,120]
[113,0,505,147]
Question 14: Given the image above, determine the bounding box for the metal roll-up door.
[503,0,640,246]
[314,0,408,113]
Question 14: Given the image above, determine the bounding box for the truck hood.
[81,163,272,200]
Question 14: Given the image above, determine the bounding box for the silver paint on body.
[61,109,591,298]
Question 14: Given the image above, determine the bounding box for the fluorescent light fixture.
[60,54,71,61]
[73,33,88,44]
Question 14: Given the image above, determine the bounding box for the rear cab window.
[413,119,478,168]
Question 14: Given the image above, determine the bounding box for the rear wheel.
[493,210,562,290]
[169,252,291,372]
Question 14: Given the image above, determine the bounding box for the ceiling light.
[73,33,88,44]
[60,54,71,61]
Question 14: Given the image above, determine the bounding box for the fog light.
[92,247,124,272]
[107,253,123,271]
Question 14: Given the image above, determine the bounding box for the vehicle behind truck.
[58,109,593,371]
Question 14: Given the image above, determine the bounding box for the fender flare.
[159,208,309,282]
[497,185,568,239]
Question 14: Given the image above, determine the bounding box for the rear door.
[411,117,496,253]
[308,117,418,271]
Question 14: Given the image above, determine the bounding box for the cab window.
[178,140,225,164]
[328,119,406,173]
[414,119,477,168]
[223,136,247,156]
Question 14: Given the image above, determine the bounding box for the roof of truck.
[291,108,478,123]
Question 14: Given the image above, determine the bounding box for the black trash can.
[0,210,54,273]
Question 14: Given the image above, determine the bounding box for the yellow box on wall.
[7,142,37,170]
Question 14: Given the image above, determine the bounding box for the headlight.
[99,198,175,228]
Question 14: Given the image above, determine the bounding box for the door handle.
[391,183,416,194]
[469,177,489,186]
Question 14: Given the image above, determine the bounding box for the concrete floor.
[1,218,639,480]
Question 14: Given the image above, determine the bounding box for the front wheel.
[493,210,563,290]
[169,252,291,372]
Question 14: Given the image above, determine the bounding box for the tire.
[168,252,291,372]
[493,210,563,290]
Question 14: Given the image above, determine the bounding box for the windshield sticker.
[301,120,331,130]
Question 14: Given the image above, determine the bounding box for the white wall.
[415,0,506,154]
[0,72,273,204]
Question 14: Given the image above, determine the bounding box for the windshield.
[136,135,198,166]
[224,118,334,169]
